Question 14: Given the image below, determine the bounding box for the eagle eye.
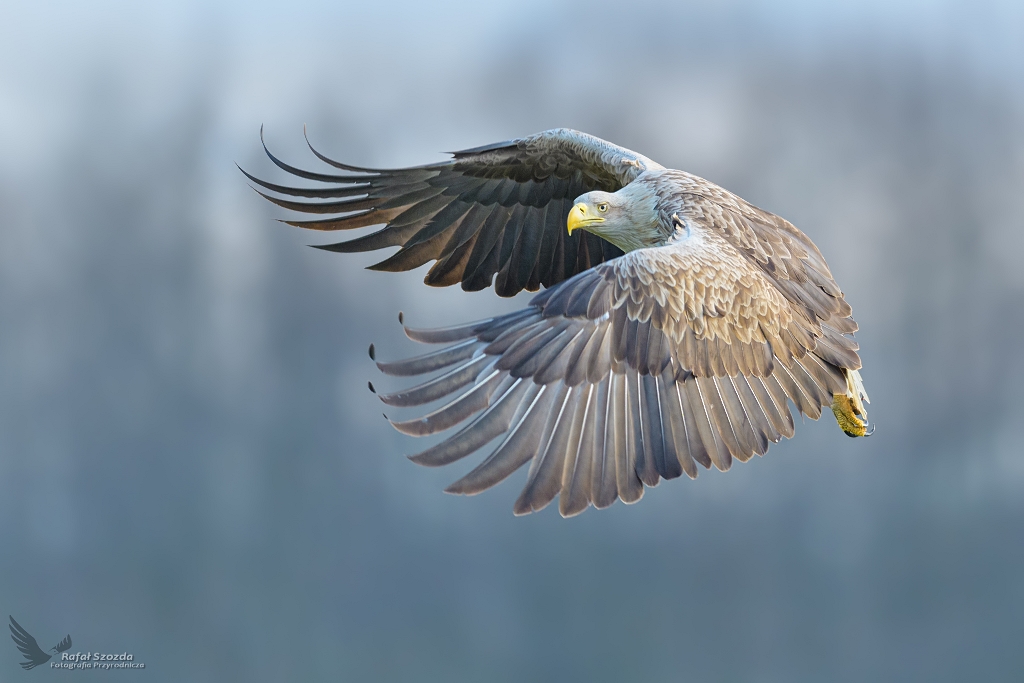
[597,203,608,213]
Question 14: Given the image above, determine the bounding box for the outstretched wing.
[9,616,52,670]
[244,128,662,296]
[54,634,72,653]
[371,229,860,517]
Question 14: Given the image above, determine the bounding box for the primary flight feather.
[245,128,870,517]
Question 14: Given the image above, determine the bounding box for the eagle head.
[567,185,664,253]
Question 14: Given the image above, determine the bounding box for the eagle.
[9,616,72,670]
[244,128,870,517]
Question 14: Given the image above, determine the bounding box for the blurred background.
[1,0,1023,680]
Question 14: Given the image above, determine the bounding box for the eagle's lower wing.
[372,237,860,517]
[9,617,51,670]
[244,128,662,296]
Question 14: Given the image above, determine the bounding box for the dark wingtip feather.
[259,124,272,160]
[242,166,371,197]
[398,311,404,324]
[304,124,368,172]
[309,236,390,251]
[261,125,378,183]
[368,381,376,393]
[368,343,376,360]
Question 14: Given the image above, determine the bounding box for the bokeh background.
[2,0,1023,680]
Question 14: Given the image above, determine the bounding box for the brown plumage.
[247,127,871,517]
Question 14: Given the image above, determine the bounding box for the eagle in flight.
[245,128,870,517]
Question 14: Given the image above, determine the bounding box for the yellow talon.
[831,368,871,437]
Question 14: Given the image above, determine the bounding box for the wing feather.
[716,375,760,461]
[685,378,732,471]
[625,368,655,487]
[514,386,581,514]
[611,372,644,504]
[407,377,529,466]
[560,383,597,517]
[377,355,494,407]
[755,374,796,439]
[735,375,780,449]
[388,371,504,436]
[444,381,550,493]
[658,369,698,479]
[590,378,619,508]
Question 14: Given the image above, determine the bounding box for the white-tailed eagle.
[245,128,870,517]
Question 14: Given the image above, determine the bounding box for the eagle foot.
[831,368,872,437]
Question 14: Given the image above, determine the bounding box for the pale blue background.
[1,1,1023,680]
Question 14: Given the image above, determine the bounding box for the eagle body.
[247,128,870,516]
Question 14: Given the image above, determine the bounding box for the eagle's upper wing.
[372,222,860,517]
[666,175,859,336]
[9,617,51,670]
[244,128,662,296]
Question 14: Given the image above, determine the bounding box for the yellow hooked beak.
[567,203,604,235]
